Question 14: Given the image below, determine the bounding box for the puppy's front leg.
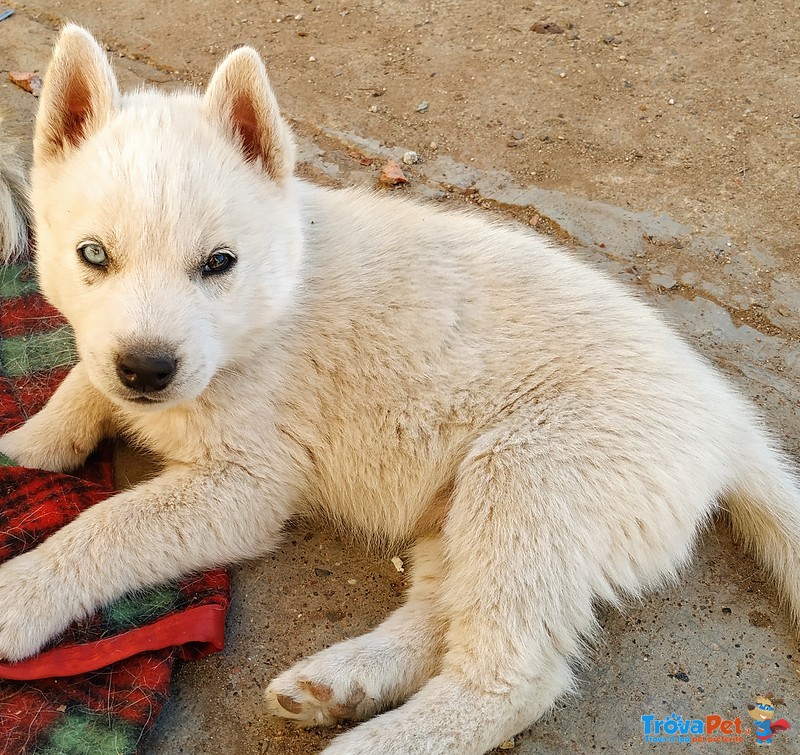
[0,362,115,471]
[0,463,295,660]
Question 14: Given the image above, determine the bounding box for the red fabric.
[0,604,227,681]
[0,295,65,338]
[0,465,230,682]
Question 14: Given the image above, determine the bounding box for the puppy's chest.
[279,392,469,536]
[120,400,262,466]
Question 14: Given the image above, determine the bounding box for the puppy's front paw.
[0,421,91,472]
[0,551,76,661]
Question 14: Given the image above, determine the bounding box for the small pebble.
[379,160,409,186]
[651,274,677,289]
[668,97,675,105]
[402,151,420,165]
[530,22,563,35]
[415,101,429,113]
[368,104,378,113]
[8,71,43,97]
[308,55,316,62]
[294,13,303,20]
[511,130,525,140]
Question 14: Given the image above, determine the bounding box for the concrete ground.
[2,1,800,752]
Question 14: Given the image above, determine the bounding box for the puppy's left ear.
[203,47,295,183]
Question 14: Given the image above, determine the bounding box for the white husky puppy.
[0,25,798,754]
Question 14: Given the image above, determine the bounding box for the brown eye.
[202,249,237,276]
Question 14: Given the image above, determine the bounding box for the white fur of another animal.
[0,112,29,261]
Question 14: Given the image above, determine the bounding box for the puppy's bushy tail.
[723,431,800,628]
[0,112,30,263]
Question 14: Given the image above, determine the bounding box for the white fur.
[0,112,29,261]
[0,26,799,755]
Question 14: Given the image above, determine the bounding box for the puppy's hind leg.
[266,537,447,726]
[322,421,616,755]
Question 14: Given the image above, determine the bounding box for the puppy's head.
[31,26,303,410]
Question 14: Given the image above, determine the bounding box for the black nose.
[116,352,177,393]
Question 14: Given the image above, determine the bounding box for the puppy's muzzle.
[116,350,177,393]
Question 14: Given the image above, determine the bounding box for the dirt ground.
[1,1,800,753]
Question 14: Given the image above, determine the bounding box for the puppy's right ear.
[34,25,119,164]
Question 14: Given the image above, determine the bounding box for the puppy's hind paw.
[266,677,368,727]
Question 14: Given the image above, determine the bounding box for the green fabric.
[0,328,76,377]
[0,264,39,298]
[36,710,139,755]
[102,586,182,631]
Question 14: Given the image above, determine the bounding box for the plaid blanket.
[0,262,230,754]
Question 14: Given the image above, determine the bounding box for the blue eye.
[78,241,108,267]
[202,249,237,275]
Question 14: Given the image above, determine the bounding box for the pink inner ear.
[59,77,94,150]
[232,93,269,166]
